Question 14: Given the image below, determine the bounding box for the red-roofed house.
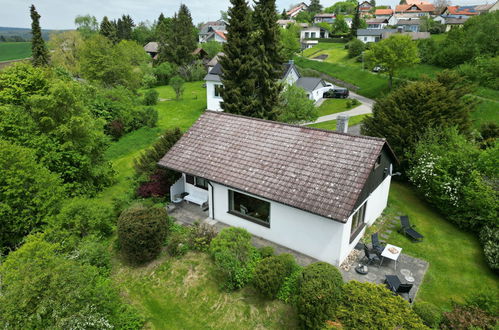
[287,2,308,18]
[395,3,435,17]
[441,5,480,16]
[359,1,374,16]
[375,8,394,18]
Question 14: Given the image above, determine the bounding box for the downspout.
[207,181,214,219]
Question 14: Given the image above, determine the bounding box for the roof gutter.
[207,180,214,219]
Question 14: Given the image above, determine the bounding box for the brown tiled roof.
[396,3,435,12]
[375,9,394,15]
[158,111,395,222]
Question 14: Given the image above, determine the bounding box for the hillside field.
[0,42,31,61]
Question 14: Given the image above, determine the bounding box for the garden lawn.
[113,252,298,329]
[95,81,206,206]
[317,98,360,117]
[384,182,499,310]
[307,114,370,130]
[0,42,31,61]
[471,98,499,128]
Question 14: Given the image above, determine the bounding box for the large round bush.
[117,205,168,264]
[296,262,343,329]
[253,253,297,299]
[337,281,426,329]
[209,227,260,290]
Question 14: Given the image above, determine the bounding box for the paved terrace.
[168,201,428,302]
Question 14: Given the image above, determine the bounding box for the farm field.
[0,42,31,61]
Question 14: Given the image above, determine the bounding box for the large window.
[185,174,208,190]
[228,190,270,227]
[214,84,223,97]
[350,202,367,242]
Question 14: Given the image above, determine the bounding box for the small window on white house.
[214,84,223,97]
[305,32,310,38]
[311,32,316,38]
[364,37,368,41]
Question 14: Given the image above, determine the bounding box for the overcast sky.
[0,0,491,30]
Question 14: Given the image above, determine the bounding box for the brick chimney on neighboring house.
[336,115,349,133]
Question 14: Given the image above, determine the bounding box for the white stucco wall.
[210,183,349,265]
[357,35,379,43]
[206,80,223,111]
[283,67,300,86]
[183,173,209,198]
[205,173,392,266]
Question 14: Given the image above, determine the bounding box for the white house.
[300,26,329,40]
[313,13,336,23]
[204,60,301,111]
[200,30,227,43]
[277,19,296,28]
[356,29,397,43]
[158,111,397,266]
[287,2,308,18]
[204,60,328,110]
[366,18,390,29]
[199,20,227,43]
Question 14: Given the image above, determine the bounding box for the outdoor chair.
[371,232,386,254]
[399,216,424,242]
[385,274,413,302]
[362,243,381,267]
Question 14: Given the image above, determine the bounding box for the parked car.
[372,66,383,73]
[323,88,349,99]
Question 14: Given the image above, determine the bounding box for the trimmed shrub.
[337,281,426,329]
[189,222,217,252]
[276,267,302,303]
[143,89,158,106]
[253,253,297,299]
[166,223,190,257]
[479,225,499,272]
[296,262,344,329]
[258,246,275,259]
[347,38,365,58]
[209,227,261,290]
[136,169,171,198]
[413,301,442,328]
[117,205,169,264]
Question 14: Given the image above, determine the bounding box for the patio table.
[381,244,402,270]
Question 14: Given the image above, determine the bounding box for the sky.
[0,0,493,30]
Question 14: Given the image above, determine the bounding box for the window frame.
[228,190,271,228]
[214,84,223,98]
[349,201,367,243]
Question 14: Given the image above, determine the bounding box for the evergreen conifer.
[351,2,361,38]
[100,16,118,43]
[30,5,49,66]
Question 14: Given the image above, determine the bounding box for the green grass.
[382,182,499,310]
[307,114,370,130]
[0,42,31,61]
[471,98,499,128]
[317,98,360,117]
[95,81,206,206]
[114,252,298,329]
[398,64,442,80]
[474,87,499,102]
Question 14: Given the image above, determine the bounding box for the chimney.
[288,59,294,65]
[336,115,349,133]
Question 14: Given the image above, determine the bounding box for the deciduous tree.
[364,34,419,89]
[74,15,98,38]
[277,85,318,123]
[49,31,84,75]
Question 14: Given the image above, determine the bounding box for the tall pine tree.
[219,0,259,116]
[162,5,197,66]
[252,0,284,120]
[308,0,323,15]
[30,5,49,66]
[100,16,118,43]
[117,14,134,40]
[350,2,361,38]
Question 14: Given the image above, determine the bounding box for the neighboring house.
[440,5,479,16]
[198,20,227,42]
[206,52,224,73]
[204,60,302,111]
[487,1,499,12]
[367,18,389,29]
[395,2,435,18]
[396,18,422,32]
[345,17,353,28]
[314,13,336,23]
[356,28,397,43]
[374,8,394,19]
[300,26,329,40]
[359,1,374,16]
[201,30,227,43]
[277,19,296,28]
[158,111,397,266]
[474,3,495,13]
[295,77,332,102]
[287,2,308,18]
[434,15,470,31]
[144,42,159,59]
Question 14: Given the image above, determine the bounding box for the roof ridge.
[204,110,387,143]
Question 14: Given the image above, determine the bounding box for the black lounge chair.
[362,243,381,267]
[399,216,424,242]
[385,275,413,301]
[371,232,386,254]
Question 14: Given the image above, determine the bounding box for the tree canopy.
[364,34,420,89]
[30,5,50,66]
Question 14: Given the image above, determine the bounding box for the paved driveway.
[306,92,375,125]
